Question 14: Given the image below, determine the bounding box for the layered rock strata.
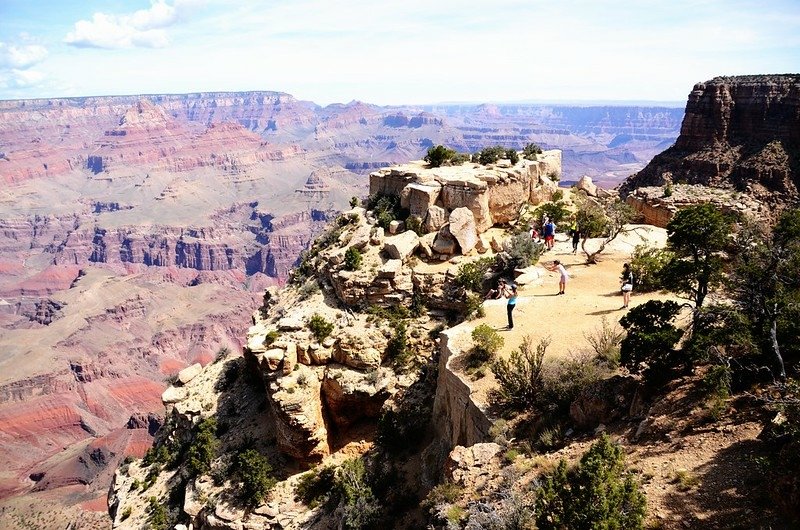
[620,75,800,210]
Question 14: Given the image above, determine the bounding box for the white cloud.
[0,43,48,69]
[64,0,199,49]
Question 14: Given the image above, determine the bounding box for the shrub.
[584,316,625,368]
[523,142,543,160]
[477,145,508,165]
[366,193,405,230]
[235,449,276,506]
[464,293,485,320]
[350,196,360,208]
[425,482,463,507]
[214,346,231,363]
[534,201,570,225]
[147,496,170,530]
[663,183,674,197]
[619,300,683,388]
[386,321,410,364]
[505,148,519,164]
[541,353,604,415]
[535,435,646,530]
[425,145,457,167]
[307,313,334,343]
[506,232,543,271]
[491,336,547,411]
[296,466,336,508]
[547,169,561,182]
[264,330,280,346]
[120,506,132,521]
[344,246,362,271]
[629,245,671,292]
[455,256,495,292]
[185,417,218,477]
[471,324,504,363]
[551,189,564,202]
[405,215,424,235]
[335,458,381,529]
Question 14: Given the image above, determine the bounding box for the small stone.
[388,220,404,234]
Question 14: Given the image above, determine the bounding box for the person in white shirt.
[546,260,569,295]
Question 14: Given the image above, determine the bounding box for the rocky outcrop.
[625,184,767,227]
[369,151,562,243]
[620,75,800,210]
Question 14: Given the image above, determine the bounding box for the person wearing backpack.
[620,263,634,309]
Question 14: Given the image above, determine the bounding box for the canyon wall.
[620,75,800,207]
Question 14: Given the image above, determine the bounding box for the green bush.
[551,189,564,202]
[366,193,405,230]
[405,215,424,235]
[477,145,507,165]
[386,320,410,364]
[185,417,218,477]
[506,148,519,164]
[619,300,683,388]
[541,354,604,415]
[535,435,646,530]
[506,232,543,271]
[235,449,276,507]
[523,143,543,160]
[490,336,546,411]
[350,196,360,208]
[663,183,673,197]
[425,145,457,167]
[464,292,485,320]
[344,247,362,271]
[147,496,170,530]
[534,201,570,225]
[335,458,381,529]
[629,245,671,292]
[471,324,504,363]
[307,313,334,343]
[120,506,132,521]
[296,466,336,508]
[455,257,495,292]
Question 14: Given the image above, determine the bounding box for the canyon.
[0,91,682,526]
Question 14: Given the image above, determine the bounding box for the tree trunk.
[768,308,786,381]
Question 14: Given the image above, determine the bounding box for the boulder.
[407,183,442,218]
[383,231,420,260]
[349,223,372,249]
[432,230,457,255]
[177,363,202,385]
[370,226,384,245]
[448,207,478,254]
[265,348,285,371]
[577,175,598,197]
[388,220,404,234]
[246,330,268,354]
[490,235,504,252]
[475,235,489,254]
[161,386,187,404]
[418,232,436,258]
[424,205,448,232]
[278,315,304,331]
[282,342,298,375]
[378,259,403,279]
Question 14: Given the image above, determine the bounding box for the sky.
[0,0,798,106]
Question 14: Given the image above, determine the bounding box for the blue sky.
[1,0,798,105]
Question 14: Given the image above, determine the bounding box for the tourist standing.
[620,263,634,308]
[546,260,569,295]
[505,284,518,329]
[570,222,580,254]
[543,218,556,251]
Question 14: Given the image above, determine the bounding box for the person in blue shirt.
[505,284,518,329]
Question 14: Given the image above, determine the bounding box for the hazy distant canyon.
[0,91,681,523]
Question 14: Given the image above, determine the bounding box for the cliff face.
[620,75,800,204]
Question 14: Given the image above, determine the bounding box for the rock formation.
[620,75,800,222]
